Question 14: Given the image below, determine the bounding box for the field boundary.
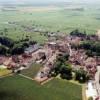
[41,77,54,85]
[0,73,13,79]
[82,84,87,100]
[19,74,35,81]
[20,74,54,85]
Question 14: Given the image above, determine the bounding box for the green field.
[21,63,42,78]
[0,4,100,43]
[0,75,82,100]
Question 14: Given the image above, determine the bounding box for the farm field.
[0,75,82,100]
[21,63,43,78]
[0,4,100,43]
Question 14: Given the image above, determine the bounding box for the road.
[96,30,100,39]
[95,66,100,96]
[67,43,72,56]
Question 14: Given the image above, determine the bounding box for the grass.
[21,63,42,78]
[0,75,82,100]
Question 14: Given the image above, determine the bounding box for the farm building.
[25,44,40,54]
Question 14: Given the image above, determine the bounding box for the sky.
[0,0,100,4]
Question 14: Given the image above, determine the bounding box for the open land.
[0,75,82,100]
[21,63,43,78]
[0,4,100,43]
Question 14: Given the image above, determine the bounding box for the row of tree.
[80,41,100,56]
[70,29,86,37]
[0,36,37,55]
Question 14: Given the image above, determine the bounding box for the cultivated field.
[0,75,82,100]
[21,63,43,78]
[0,4,100,43]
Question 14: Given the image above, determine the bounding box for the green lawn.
[0,75,82,100]
[21,63,42,78]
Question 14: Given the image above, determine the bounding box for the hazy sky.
[0,0,100,4]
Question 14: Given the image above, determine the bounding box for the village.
[0,30,100,100]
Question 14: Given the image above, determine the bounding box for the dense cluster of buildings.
[0,34,99,78]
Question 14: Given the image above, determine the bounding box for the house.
[25,44,40,54]
[47,32,57,37]
[36,52,46,61]
[96,57,100,65]
[0,57,4,65]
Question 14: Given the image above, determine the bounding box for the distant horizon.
[0,0,100,5]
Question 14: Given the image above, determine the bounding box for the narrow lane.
[95,66,100,96]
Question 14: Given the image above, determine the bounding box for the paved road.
[95,66,100,96]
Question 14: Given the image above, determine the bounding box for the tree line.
[0,36,37,55]
[70,29,100,57]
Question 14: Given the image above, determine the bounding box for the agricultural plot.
[0,75,82,100]
[0,4,100,43]
[21,63,43,78]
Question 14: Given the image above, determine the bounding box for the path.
[96,30,100,40]
[19,74,34,81]
[82,84,87,100]
[95,66,100,96]
[41,77,53,85]
[67,43,72,56]
[20,74,53,85]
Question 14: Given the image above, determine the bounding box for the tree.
[4,28,8,33]
[63,53,69,61]
[70,29,86,37]
[75,69,88,83]
[53,61,62,75]
[23,42,29,48]
[11,45,24,55]
[50,53,70,78]
[0,37,14,48]
[86,50,94,57]
[57,53,69,63]
[88,97,93,100]
[0,45,7,55]
[80,41,100,56]
[60,65,72,80]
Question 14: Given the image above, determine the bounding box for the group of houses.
[34,35,99,83]
[0,33,99,80]
[0,43,41,72]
